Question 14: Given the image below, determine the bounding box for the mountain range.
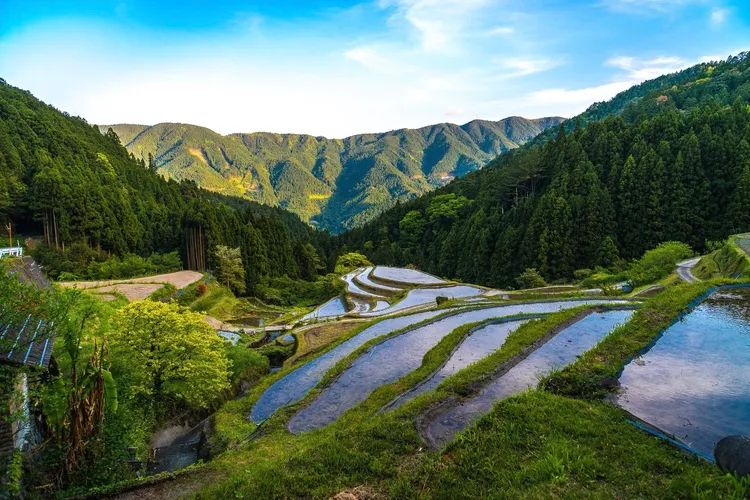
[101,116,564,232]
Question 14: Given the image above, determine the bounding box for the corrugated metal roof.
[0,314,55,369]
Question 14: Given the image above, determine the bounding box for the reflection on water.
[615,287,750,458]
[384,319,532,411]
[301,296,348,321]
[250,309,444,423]
[289,301,627,433]
[424,310,634,447]
[361,286,483,317]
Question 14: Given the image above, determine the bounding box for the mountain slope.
[338,52,750,287]
[0,78,331,290]
[102,116,564,232]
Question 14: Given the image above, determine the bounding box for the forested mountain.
[338,52,750,287]
[102,116,564,232]
[0,79,332,290]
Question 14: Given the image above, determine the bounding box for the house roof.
[0,314,55,369]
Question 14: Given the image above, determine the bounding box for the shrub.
[628,241,693,285]
[515,268,547,289]
[334,252,372,274]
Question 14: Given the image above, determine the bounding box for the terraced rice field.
[288,300,627,433]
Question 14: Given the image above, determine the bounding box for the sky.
[0,0,748,138]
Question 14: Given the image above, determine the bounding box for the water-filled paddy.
[371,266,446,286]
[301,296,348,321]
[385,318,532,411]
[289,301,628,433]
[355,267,402,294]
[361,285,483,316]
[423,309,634,447]
[614,288,750,458]
[250,309,444,423]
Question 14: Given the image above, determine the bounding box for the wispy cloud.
[491,57,558,78]
[710,7,729,26]
[379,0,490,53]
[601,0,705,14]
[486,25,515,36]
[606,55,688,79]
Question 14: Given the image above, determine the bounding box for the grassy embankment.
[87,282,750,498]
[693,234,750,280]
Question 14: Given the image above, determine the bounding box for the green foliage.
[515,268,547,289]
[0,79,332,296]
[694,235,750,279]
[225,345,270,386]
[340,52,750,287]
[109,301,230,408]
[255,274,342,307]
[214,245,246,294]
[628,241,693,285]
[334,252,372,274]
[543,282,717,398]
[105,117,563,232]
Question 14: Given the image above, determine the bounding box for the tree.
[334,252,372,274]
[109,301,230,409]
[214,245,246,294]
[515,268,546,289]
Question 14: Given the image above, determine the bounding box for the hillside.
[338,52,750,287]
[102,116,564,232]
[0,79,331,291]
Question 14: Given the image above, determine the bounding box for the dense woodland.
[0,80,334,292]
[338,53,750,287]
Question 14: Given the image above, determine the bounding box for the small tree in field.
[109,301,230,409]
[515,268,547,289]
[214,245,246,294]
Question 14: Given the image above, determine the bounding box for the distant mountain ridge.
[101,116,564,232]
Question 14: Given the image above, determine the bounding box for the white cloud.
[606,55,688,79]
[344,46,395,72]
[710,7,729,26]
[601,0,706,14]
[493,57,557,78]
[487,25,515,36]
[379,0,491,53]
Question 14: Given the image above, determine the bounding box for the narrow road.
[676,257,701,283]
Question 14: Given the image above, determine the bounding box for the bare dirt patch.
[59,270,203,302]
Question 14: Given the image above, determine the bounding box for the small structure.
[0,246,23,259]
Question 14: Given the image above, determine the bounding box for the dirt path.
[676,257,701,283]
[58,270,203,301]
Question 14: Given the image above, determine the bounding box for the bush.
[515,268,547,289]
[628,241,693,285]
[334,252,372,274]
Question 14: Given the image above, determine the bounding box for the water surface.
[302,296,348,322]
[423,310,634,447]
[361,286,483,317]
[614,288,750,458]
[371,266,446,286]
[290,301,626,433]
[385,319,532,411]
[250,309,445,422]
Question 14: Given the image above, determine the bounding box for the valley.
[0,3,749,494]
[102,116,563,232]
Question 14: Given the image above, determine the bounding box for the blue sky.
[0,0,747,137]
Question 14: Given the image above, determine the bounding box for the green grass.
[70,295,748,498]
[542,280,735,398]
[694,236,750,280]
[189,302,740,498]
